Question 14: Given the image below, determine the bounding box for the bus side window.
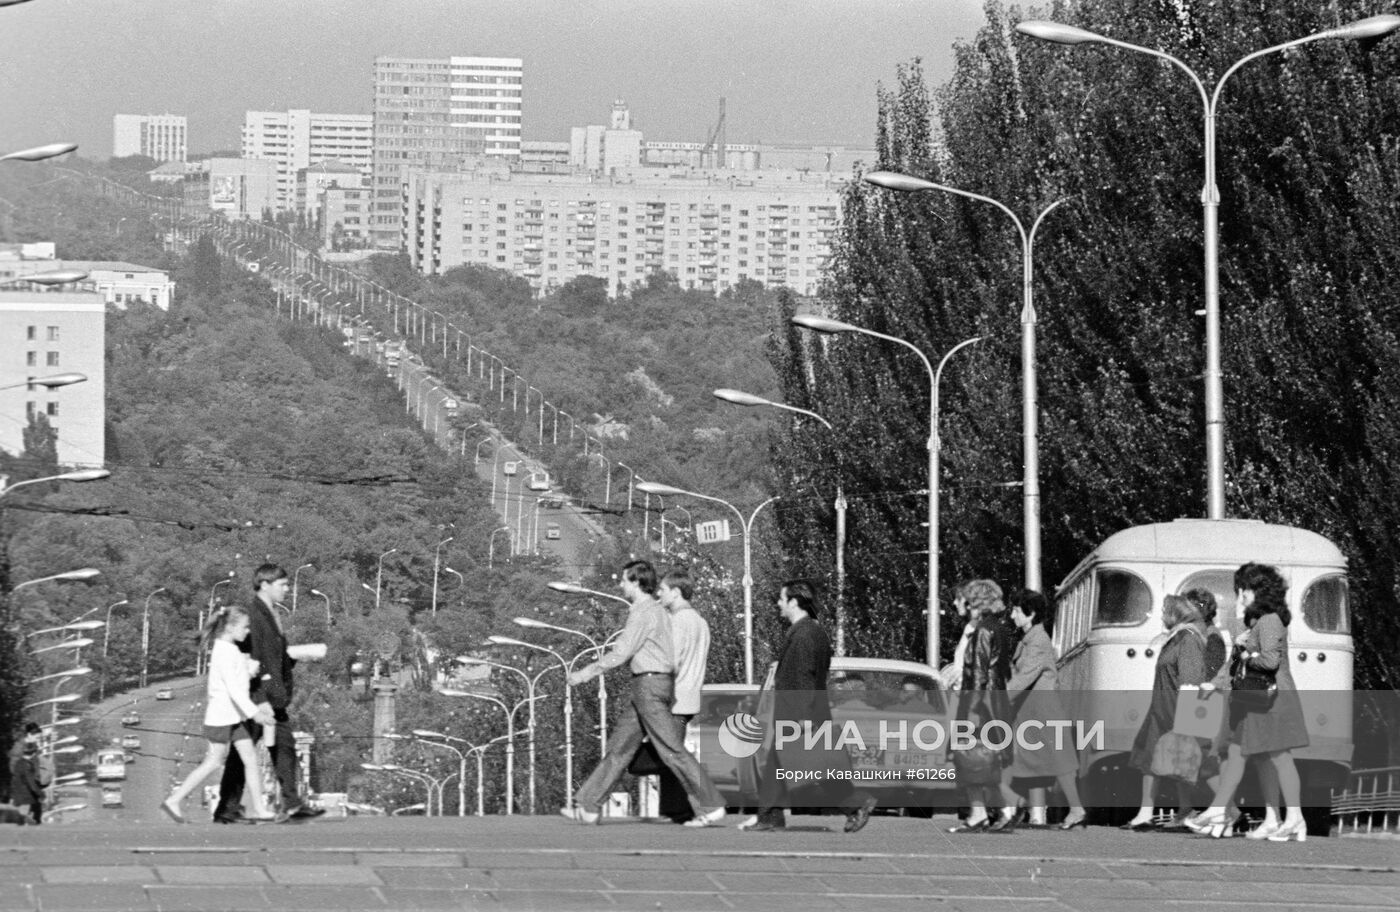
[1054,578,1093,654]
[1302,574,1350,634]
[1092,569,1152,628]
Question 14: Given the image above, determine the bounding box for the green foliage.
[767,0,1400,692]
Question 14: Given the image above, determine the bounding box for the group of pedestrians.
[160,563,324,825]
[1126,562,1311,842]
[946,561,1310,840]
[561,562,876,834]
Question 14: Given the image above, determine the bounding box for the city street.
[2,815,1396,912]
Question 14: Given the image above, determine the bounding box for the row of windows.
[26,326,60,342]
[24,402,59,419]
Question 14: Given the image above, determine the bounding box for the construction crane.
[701,97,726,169]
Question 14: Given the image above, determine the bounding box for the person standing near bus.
[1186,563,1310,841]
[162,605,276,823]
[948,579,1014,833]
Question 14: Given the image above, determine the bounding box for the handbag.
[628,738,665,776]
[1150,732,1202,782]
[1172,685,1225,739]
[1231,650,1278,712]
[951,743,1002,786]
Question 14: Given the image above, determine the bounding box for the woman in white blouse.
[161,606,276,823]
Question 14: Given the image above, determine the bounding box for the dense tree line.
[766,0,1400,719]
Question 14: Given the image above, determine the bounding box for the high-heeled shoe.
[947,816,991,834]
[1119,815,1156,831]
[1058,811,1088,830]
[1266,818,1307,843]
[1184,808,1239,838]
[1245,819,1282,840]
[987,809,1019,833]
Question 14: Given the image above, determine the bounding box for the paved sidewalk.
[2,816,1397,911]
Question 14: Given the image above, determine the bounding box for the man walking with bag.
[564,560,726,827]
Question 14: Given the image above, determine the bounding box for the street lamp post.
[1016,13,1400,520]
[409,733,467,816]
[431,536,454,616]
[489,634,574,806]
[292,563,313,614]
[309,589,331,624]
[634,482,778,685]
[436,688,545,815]
[376,548,397,611]
[458,656,553,815]
[793,314,982,670]
[714,388,851,654]
[864,170,1068,592]
[99,599,128,700]
[142,586,167,688]
[488,526,511,569]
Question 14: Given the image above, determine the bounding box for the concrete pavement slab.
[143,885,274,912]
[30,884,154,911]
[371,867,491,889]
[39,866,154,884]
[258,885,388,908]
[263,863,383,885]
[357,852,465,867]
[151,865,268,885]
[602,891,734,911]
[373,887,483,910]
[595,869,720,891]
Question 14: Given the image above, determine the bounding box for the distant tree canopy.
[767,0,1400,690]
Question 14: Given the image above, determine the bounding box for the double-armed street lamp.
[792,314,983,670]
[458,655,554,815]
[714,388,852,654]
[488,526,511,570]
[517,613,623,753]
[361,762,438,816]
[634,481,777,685]
[409,730,469,817]
[1016,13,1400,519]
[489,634,578,806]
[863,171,1068,592]
[436,687,546,815]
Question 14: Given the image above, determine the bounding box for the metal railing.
[1332,766,1400,835]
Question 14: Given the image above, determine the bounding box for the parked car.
[545,522,562,541]
[502,461,519,476]
[121,712,140,726]
[700,658,956,811]
[120,734,140,750]
[155,689,173,701]
[102,787,123,808]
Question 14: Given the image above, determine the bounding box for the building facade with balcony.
[404,168,843,298]
[181,158,278,221]
[0,289,105,466]
[112,113,188,162]
[371,56,524,250]
[242,109,374,210]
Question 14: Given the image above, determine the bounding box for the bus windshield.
[1302,574,1350,634]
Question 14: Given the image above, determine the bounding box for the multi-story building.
[0,244,175,311]
[241,109,374,210]
[181,158,278,221]
[0,287,105,466]
[371,56,524,249]
[405,166,842,298]
[112,114,188,162]
[313,179,373,251]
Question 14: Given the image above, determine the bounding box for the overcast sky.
[0,0,989,158]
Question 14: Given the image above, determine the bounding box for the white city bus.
[1052,518,1353,813]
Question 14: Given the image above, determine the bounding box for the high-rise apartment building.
[405,167,841,298]
[371,56,523,249]
[241,109,374,210]
[0,288,105,467]
[112,114,187,162]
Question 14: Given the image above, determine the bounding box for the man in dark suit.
[740,580,876,834]
[214,563,324,823]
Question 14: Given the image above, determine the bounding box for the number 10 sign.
[694,519,732,544]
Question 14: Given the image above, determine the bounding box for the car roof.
[831,657,941,679]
